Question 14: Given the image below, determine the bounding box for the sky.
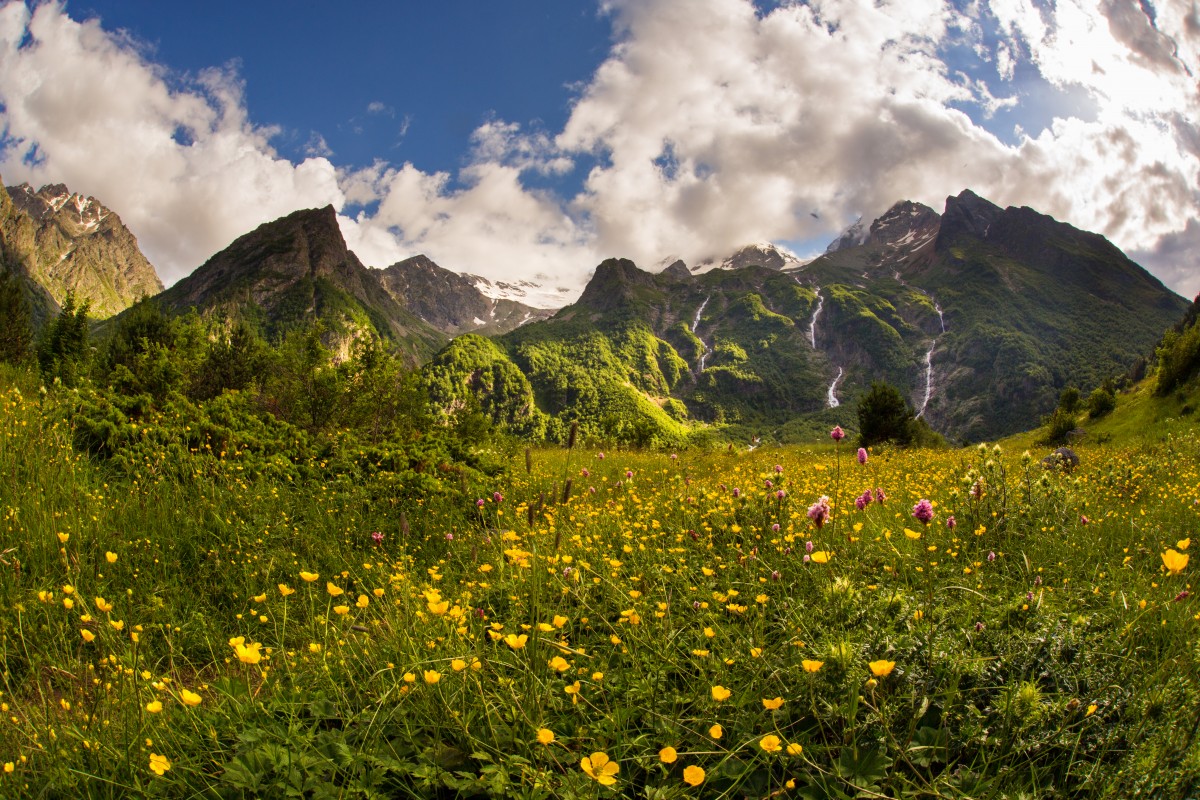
[0,0,1198,306]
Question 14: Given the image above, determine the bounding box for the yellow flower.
[787,742,804,756]
[504,633,528,650]
[145,700,163,713]
[3,762,13,773]
[62,597,74,610]
[57,532,69,544]
[451,658,468,672]
[94,596,113,613]
[356,594,369,608]
[1086,704,1098,716]
[536,728,555,745]
[105,552,118,563]
[811,551,831,564]
[148,753,171,776]
[1178,538,1191,551]
[423,670,441,684]
[278,584,295,596]
[868,659,896,677]
[581,751,619,786]
[802,659,824,673]
[904,528,922,540]
[709,724,723,739]
[762,696,784,710]
[428,599,449,615]
[552,614,569,628]
[109,619,124,631]
[252,593,267,603]
[229,637,263,665]
[759,734,782,753]
[333,605,350,615]
[711,685,732,701]
[1162,549,1189,575]
[659,746,678,764]
[309,643,322,654]
[180,689,202,707]
[403,672,416,683]
[683,765,705,786]
[326,582,345,597]
[81,629,95,643]
[300,571,319,582]
[548,655,570,672]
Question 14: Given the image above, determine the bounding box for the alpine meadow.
[1,1,1200,798]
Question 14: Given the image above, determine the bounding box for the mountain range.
[1,178,1187,443]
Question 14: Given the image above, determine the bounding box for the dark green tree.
[38,292,91,386]
[856,381,914,448]
[1058,386,1081,415]
[191,320,269,401]
[0,268,33,365]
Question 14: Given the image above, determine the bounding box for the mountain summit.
[0,181,162,319]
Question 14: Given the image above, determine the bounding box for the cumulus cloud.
[0,1,344,284]
[0,0,1197,304]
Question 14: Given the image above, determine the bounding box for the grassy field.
[0,377,1198,798]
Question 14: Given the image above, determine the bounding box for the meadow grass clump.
[0,375,1198,797]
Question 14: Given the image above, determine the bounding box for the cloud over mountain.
[0,0,1196,300]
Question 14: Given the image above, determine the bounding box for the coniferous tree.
[856,381,914,448]
[0,268,34,365]
[38,292,91,386]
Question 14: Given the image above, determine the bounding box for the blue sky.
[1,0,1198,305]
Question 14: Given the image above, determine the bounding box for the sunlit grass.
[0,375,1198,797]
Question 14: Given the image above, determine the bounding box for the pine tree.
[0,268,34,365]
[856,381,914,448]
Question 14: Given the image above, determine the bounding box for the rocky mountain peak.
[1,179,161,318]
[939,189,1003,241]
[825,218,867,253]
[661,259,692,281]
[865,201,941,248]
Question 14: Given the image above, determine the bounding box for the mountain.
[0,181,162,320]
[379,255,553,336]
[691,242,804,273]
[153,205,446,363]
[426,190,1188,444]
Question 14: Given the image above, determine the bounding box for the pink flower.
[445,533,454,541]
[874,487,887,504]
[581,468,590,477]
[732,487,741,498]
[912,499,934,525]
[493,492,504,503]
[476,498,485,508]
[774,464,783,474]
[625,470,633,479]
[946,515,956,530]
[830,426,845,442]
[371,531,384,544]
[805,540,815,554]
[597,452,605,460]
[857,448,868,464]
[775,489,786,500]
[807,496,831,529]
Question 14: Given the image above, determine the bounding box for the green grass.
[1,369,1199,797]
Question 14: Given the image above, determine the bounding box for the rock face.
[154,205,446,364]
[1,182,163,319]
[379,255,552,336]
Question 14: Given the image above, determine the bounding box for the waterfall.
[692,296,709,332]
[808,289,823,349]
[935,302,945,333]
[827,367,844,408]
[693,296,711,373]
[916,346,935,417]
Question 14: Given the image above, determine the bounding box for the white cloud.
[0,1,344,284]
[0,0,1196,305]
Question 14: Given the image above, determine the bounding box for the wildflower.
[105,551,117,563]
[581,752,619,786]
[476,498,485,508]
[763,696,784,710]
[802,659,824,672]
[299,571,319,582]
[787,743,804,756]
[830,426,845,441]
[278,584,295,596]
[659,746,678,764]
[1086,704,1098,716]
[1178,538,1191,550]
[711,685,732,701]
[333,605,350,615]
[326,582,344,597]
[423,670,441,684]
[145,701,163,713]
[912,499,934,525]
[451,658,468,672]
[371,531,384,544]
[869,660,896,677]
[148,753,171,776]
[356,594,369,608]
[548,656,570,672]
[180,689,202,707]
[309,643,322,653]
[81,629,95,643]
[62,597,74,610]
[904,528,922,540]
[683,765,705,786]
[946,515,957,530]
[493,492,504,503]
[504,634,528,650]
[987,551,996,562]
[760,734,783,753]
[811,551,831,564]
[874,487,887,504]
[709,724,723,739]
[229,637,262,665]
[1163,549,1189,575]
[57,532,69,544]
[807,496,831,529]
[536,728,555,745]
